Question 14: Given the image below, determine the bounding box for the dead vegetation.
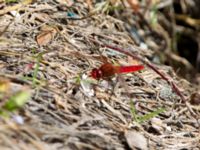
[0,0,200,149]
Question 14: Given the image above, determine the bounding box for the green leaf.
[130,100,139,123]
[130,100,165,124]
[75,75,81,84]
[150,4,158,26]
[137,108,165,123]
[3,90,31,111]
[5,0,19,3]
[0,110,9,118]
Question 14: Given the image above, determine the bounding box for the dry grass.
[0,0,199,149]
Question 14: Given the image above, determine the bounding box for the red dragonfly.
[90,63,144,80]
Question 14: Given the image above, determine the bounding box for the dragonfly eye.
[90,68,102,79]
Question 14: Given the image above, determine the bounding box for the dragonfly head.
[90,68,102,80]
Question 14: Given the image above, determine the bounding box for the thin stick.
[90,38,186,101]
[89,38,198,120]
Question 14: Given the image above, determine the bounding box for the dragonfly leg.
[107,75,122,101]
[116,75,132,98]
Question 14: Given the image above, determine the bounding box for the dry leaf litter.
[0,0,199,150]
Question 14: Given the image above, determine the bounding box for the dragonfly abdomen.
[118,65,144,74]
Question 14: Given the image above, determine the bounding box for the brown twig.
[89,37,199,120]
[90,38,186,101]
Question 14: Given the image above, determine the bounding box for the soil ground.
[0,0,200,150]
